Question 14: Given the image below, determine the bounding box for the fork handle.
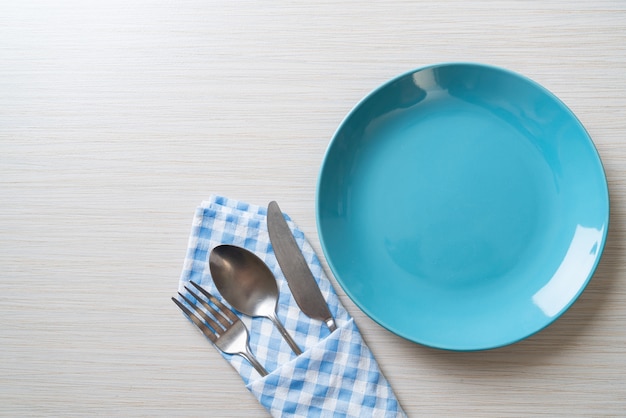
[241,350,268,377]
[267,311,303,356]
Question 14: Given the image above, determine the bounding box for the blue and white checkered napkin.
[178,195,405,417]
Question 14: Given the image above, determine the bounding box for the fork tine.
[173,289,269,377]
[189,281,239,323]
[171,297,217,343]
[183,286,232,329]
[178,292,226,335]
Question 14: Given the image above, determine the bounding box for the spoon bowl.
[209,244,302,355]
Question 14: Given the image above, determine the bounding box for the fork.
[172,281,269,377]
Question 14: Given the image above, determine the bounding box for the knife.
[267,201,337,332]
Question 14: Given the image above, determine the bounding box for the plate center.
[354,97,556,287]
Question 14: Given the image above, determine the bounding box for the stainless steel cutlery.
[209,244,303,355]
[172,201,335,370]
[172,282,268,376]
[267,201,337,331]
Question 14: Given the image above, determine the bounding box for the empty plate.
[316,63,609,350]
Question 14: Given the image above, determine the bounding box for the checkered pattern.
[178,196,405,417]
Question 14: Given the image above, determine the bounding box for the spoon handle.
[268,311,303,355]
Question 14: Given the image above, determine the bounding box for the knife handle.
[325,317,338,332]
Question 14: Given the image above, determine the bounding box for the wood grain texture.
[1,0,625,416]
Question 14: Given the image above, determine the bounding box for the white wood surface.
[2,1,625,416]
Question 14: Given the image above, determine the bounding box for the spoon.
[209,244,303,355]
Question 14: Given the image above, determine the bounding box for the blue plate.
[316,63,609,350]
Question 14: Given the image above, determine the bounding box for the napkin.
[177,195,406,417]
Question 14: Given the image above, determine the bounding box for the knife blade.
[267,201,337,331]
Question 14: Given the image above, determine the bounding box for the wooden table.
[2,1,625,416]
